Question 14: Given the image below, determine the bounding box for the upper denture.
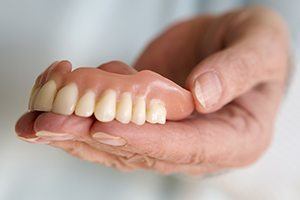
[29,64,194,125]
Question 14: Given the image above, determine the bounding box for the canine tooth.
[52,83,78,115]
[33,80,57,111]
[116,92,132,124]
[131,96,146,125]
[146,99,167,124]
[95,89,116,122]
[75,90,95,117]
[28,85,39,110]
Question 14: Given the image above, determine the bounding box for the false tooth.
[33,80,57,111]
[131,96,146,125]
[28,85,40,110]
[75,90,96,117]
[146,99,167,124]
[52,83,78,115]
[116,92,132,124]
[94,89,116,122]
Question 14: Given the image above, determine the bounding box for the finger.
[152,159,221,175]
[50,140,135,172]
[34,60,72,88]
[44,60,72,81]
[15,112,220,174]
[15,111,91,143]
[91,119,215,165]
[133,16,213,86]
[186,7,289,113]
[120,154,220,175]
[97,60,137,74]
[15,111,45,143]
[34,112,93,141]
[32,112,135,158]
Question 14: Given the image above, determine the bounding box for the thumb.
[185,7,289,113]
[186,40,287,113]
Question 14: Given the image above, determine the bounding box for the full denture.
[28,62,194,125]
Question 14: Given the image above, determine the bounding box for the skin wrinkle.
[185,102,265,167]
[189,117,233,166]
[224,104,267,166]
[229,101,273,166]
[50,140,134,171]
[90,141,134,158]
[185,119,210,164]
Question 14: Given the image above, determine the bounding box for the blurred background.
[0,0,299,199]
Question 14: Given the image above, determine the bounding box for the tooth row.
[29,81,167,125]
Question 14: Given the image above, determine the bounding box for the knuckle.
[67,141,84,158]
[184,151,207,165]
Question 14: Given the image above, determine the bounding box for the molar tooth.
[33,80,57,111]
[131,96,146,125]
[146,99,167,124]
[52,83,78,115]
[116,92,132,124]
[75,90,95,117]
[94,89,116,122]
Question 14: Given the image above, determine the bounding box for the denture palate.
[29,67,194,125]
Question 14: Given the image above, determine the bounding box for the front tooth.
[75,90,95,117]
[146,99,167,124]
[33,80,57,111]
[52,83,78,115]
[116,92,132,124]
[28,85,40,110]
[94,89,116,122]
[131,96,146,125]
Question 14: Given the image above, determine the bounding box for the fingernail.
[92,132,127,147]
[194,71,222,109]
[17,136,50,144]
[35,131,74,141]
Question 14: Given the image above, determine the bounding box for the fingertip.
[98,60,137,75]
[49,60,72,74]
[15,111,40,138]
[189,71,224,113]
[33,113,93,139]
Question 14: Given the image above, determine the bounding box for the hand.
[16,6,290,175]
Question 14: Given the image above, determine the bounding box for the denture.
[28,61,194,125]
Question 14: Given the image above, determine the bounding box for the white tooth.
[33,80,57,111]
[146,99,167,124]
[94,89,116,122]
[52,83,78,115]
[131,96,146,125]
[75,90,95,117]
[28,85,40,110]
[116,92,132,124]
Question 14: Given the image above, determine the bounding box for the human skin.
[16,6,290,175]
